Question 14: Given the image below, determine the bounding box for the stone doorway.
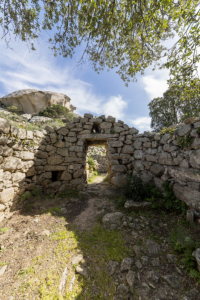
[85,139,110,185]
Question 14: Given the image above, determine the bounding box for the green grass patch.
[88,171,100,184]
[15,224,129,299]
[0,227,8,233]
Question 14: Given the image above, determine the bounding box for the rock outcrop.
[0,89,76,114]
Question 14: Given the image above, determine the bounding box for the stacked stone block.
[1,114,200,220]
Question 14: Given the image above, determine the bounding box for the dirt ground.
[0,182,200,300]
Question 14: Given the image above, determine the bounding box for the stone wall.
[1,114,200,220]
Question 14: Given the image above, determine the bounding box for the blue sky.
[0,37,170,132]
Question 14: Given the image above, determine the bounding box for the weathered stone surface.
[146,154,156,162]
[44,165,66,171]
[1,157,22,171]
[111,165,127,173]
[108,141,123,148]
[30,116,52,124]
[107,260,119,275]
[158,152,173,165]
[71,254,83,265]
[0,188,14,203]
[178,124,192,136]
[111,175,127,188]
[160,134,172,144]
[0,89,74,114]
[102,212,124,227]
[192,248,200,271]
[0,118,10,133]
[134,150,144,159]
[121,145,134,154]
[162,274,181,288]
[124,200,152,211]
[126,270,135,293]
[47,155,63,165]
[129,127,139,134]
[15,151,34,160]
[168,167,200,182]
[189,149,200,168]
[150,164,165,176]
[146,239,160,256]
[121,258,133,272]
[57,148,69,157]
[173,183,200,210]
[76,265,88,278]
[60,171,72,181]
[12,172,26,183]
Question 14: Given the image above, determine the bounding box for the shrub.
[122,173,149,202]
[38,104,74,119]
[147,181,187,214]
[88,156,95,171]
[160,126,176,135]
[6,106,22,114]
[170,226,200,283]
[177,134,194,149]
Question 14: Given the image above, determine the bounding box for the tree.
[148,82,200,131]
[0,1,198,85]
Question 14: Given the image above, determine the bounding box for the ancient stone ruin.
[0,113,200,221]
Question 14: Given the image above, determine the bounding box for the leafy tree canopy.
[0,0,198,85]
[148,80,200,132]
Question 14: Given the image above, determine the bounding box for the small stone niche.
[52,171,63,182]
[91,123,101,133]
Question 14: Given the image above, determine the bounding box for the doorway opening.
[85,140,110,186]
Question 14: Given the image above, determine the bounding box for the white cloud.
[131,116,151,132]
[0,41,127,119]
[141,69,169,100]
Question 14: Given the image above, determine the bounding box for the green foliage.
[177,134,194,149]
[148,181,187,214]
[122,173,150,202]
[196,127,200,134]
[38,104,74,119]
[103,174,110,184]
[1,1,198,84]
[0,227,8,233]
[88,171,100,183]
[88,156,95,171]
[20,191,32,203]
[32,187,42,197]
[170,226,200,283]
[110,127,115,134]
[6,106,22,114]
[149,83,200,132]
[160,127,176,135]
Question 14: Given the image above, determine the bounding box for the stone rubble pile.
[0,114,200,220]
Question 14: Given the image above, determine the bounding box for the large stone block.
[0,89,73,114]
[150,164,165,176]
[57,148,69,157]
[60,171,72,181]
[1,157,22,171]
[111,175,127,188]
[133,140,142,149]
[0,188,14,203]
[178,124,192,136]
[15,151,34,160]
[47,155,63,165]
[189,149,200,168]
[111,165,127,173]
[12,172,26,183]
[134,150,144,160]
[108,141,123,148]
[57,127,69,135]
[44,165,66,171]
[173,184,200,210]
[158,152,173,165]
[0,118,10,134]
[122,145,134,154]
[168,167,200,182]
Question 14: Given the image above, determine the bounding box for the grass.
[15,223,129,299]
[0,227,8,233]
[88,171,100,184]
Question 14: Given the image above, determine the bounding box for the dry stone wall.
[1,114,200,220]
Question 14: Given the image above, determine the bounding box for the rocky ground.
[0,183,199,300]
